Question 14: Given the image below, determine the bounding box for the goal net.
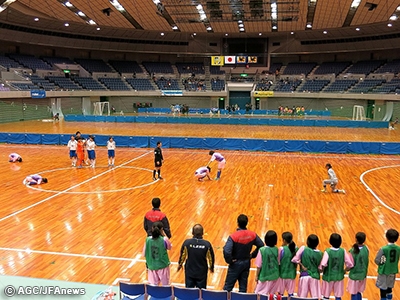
[93,102,110,116]
[352,105,366,121]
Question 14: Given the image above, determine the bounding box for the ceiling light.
[306,23,312,28]
[238,24,244,28]
[397,5,400,11]
[238,20,243,24]
[77,11,85,17]
[64,23,70,26]
[389,15,398,21]
[161,32,164,36]
[356,27,360,31]
[96,27,101,30]
[225,33,228,36]
[259,32,262,36]
[193,32,196,36]
[206,26,212,31]
[34,18,39,21]
[88,20,96,25]
[272,25,277,30]
[172,25,178,30]
[64,1,73,7]
[290,31,294,34]
[388,23,393,27]
[239,28,245,32]
[323,30,327,34]
[110,0,126,12]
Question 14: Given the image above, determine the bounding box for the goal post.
[93,102,110,116]
[352,105,366,121]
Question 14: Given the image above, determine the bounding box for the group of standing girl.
[67,131,116,168]
[254,229,399,300]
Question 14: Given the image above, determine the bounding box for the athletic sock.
[357,293,362,300]
[217,170,221,178]
[153,170,156,178]
[387,294,393,300]
[351,295,357,300]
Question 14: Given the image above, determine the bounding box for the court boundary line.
[0,247,398,282]
[359,164,400,215]
[0,151,152,223]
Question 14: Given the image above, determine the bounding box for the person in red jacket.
[144,197,172,239]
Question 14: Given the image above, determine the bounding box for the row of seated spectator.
[182,76,206,91]
[211,78,225,91]
[255,79,273,91]
[176,62,205,74]
[278,105,305,116]
[272,79,302,92]
[298,79,330,92]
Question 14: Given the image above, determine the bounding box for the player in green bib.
[320,233,354,300]
[278,232,297,297]
[375,229,400,300]
[254,230,280,296]
[347,232,369,300]
[144,221,172,285]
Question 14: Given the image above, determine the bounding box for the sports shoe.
[214,177,220,181]
[153,177,157,181]
[158,176,163,180]
[340,189,346,194]
[321,189,326,192]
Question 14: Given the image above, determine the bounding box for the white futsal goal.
[93,102,110,116]
[352,105,366,121]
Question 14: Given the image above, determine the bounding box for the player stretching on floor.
[207,151,226,180]
[25,174,48,185]
[321,163,345,194]
[195,166,212,181]
[9,153,22,162]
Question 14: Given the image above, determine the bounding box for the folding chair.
[147,284,173,300]
[173,286,200,300]
[119,282,146,300]
[200,289,228,300]
[230,291,258,300]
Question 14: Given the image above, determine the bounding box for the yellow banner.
[254,91,274,97]
[211,56,224,66]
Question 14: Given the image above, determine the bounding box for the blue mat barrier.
[64,114,389,129]
[1,133,399,154]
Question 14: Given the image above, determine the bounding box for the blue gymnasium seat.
[173,286,200,300]
[289,297,318,300]
[259,295,288,300]
[119,282,146,300]
[230,291,258,300]
[147,284,173,300]
[200,289,228,300]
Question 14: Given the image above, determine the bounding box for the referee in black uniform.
[153,141,163,180]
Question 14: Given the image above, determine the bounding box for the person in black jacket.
[153,141,164,180]
[178,224,215,289]
[223,214,264,293]
[143,197,171,239]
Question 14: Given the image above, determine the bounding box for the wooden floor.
[0,120,400,300]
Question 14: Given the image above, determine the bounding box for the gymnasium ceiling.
[0,0,399,40]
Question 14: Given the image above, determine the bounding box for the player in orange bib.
[76,139,85,168]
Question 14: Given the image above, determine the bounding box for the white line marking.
[359,164,400,215]
[25,166,157,194]
[112,278,130,285]
[1,151,152,223]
